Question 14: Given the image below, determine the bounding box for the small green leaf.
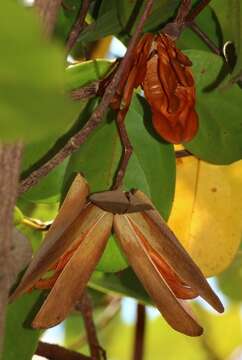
[65,59,113,91]
[2,292,41,360]
[0,1,79,143]
[184,50,242,164]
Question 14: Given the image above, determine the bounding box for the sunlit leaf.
[168,155,242,277]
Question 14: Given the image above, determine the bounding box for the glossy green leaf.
[90,268,150,304]
[177,6,222,51]
[65,59,113,91]
[0,1,79,143]
[79,0,179,44]
[2,292,41,360]
[64,93,175,272]
[211,0,242,84]
[184,50,242,164]
[218,250,242,301]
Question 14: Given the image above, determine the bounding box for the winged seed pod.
[10,175,223,335]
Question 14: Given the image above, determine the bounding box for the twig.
[113,110,133,189]
[132,304,146,360]
[19,0,154,195]
[71,296,121,350]
[77,292,105,360]
[36,341,91,360]
[0,143,23,353]
[35,0,62,37]
[70,81,99,101]
[188,21,221,55]
[163,0,192,39]
[186,0,212,22]
[66,0,91,51]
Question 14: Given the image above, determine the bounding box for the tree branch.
[66,0,91,51]
[35,0,62,37]
[19,0,154,195]
[36,341,91,360]
[188,21,221,55]
[185,0,212,22]
[77,292,105,360]
[132,304,146,360]
[0,143,22,353]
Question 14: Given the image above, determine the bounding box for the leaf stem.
[187,21,221,55]
[19,0,154,195]
[113,110,133,189]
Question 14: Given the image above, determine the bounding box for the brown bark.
[0,143,22,352]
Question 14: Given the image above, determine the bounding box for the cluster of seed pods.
[108,33,199,144]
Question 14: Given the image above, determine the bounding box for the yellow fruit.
[168,155,242,277]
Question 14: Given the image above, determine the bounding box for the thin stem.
[186,0,212,22]
[70,81,99,101]
[71,297,121,351]
[35,0,62,37]
[19,0,154,195]
[163,0,192,38]
[113,111,133,189]
[132,304,146,360]
[66,0,90,52]
[36,341,91,360]
[77,292,105,360]
[188,21,221,55]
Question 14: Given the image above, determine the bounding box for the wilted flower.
[102,33,198,144]
[10,174,223,336]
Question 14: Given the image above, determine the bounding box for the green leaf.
[218,250,242,301]
[0,1,79,143]
[211,0,242,84]
[79,0,179,44]
[90,268,150,304]
[2,292,41,360]
[65,59,113,91]
[97,235,128,273]
[177,6,222,51]
[64,93,175,272]
[184,50,242,164]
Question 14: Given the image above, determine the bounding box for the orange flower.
[10,175,223,336]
